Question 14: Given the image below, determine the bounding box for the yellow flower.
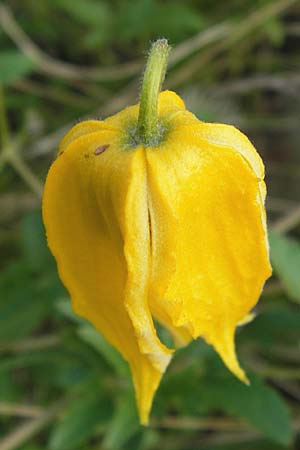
[42,40,271,425]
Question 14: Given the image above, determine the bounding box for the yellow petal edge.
[42,90,272,424]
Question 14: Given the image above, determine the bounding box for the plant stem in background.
[0,86,43,199]
[0,85,10,149]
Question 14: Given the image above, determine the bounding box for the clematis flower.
[42,40,271,424]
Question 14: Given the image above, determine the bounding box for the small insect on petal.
[94,144,110,155]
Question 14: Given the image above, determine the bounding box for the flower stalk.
[136,39,171,146]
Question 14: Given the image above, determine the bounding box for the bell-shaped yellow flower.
[42,40,271,425]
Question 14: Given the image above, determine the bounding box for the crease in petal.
[146,182,193,348]
[117,147,173,373]
[92,142,173,420]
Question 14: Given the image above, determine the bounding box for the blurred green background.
[0,0,300,449]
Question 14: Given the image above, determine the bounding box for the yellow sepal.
[43,90,271,423]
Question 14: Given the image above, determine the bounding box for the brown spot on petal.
[94,144,110,155]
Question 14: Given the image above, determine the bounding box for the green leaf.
[56,299,129,376]
[0,263,52,340]
[200,372,292,446]
[117,0,202,43]
[158,348,292,445]
[264,18,285,46]
[201,439,289,450]
[102,390,139,450]
[0,51,35,84]
[241,306,300,347]
[54,0,112,28]
[0,348,80,373]
[77,325,129,378]
[19,446,45,450]
[48,387,112,450]
[0,372,20,401]
[269,230,300,302]
[19,210,54,272]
